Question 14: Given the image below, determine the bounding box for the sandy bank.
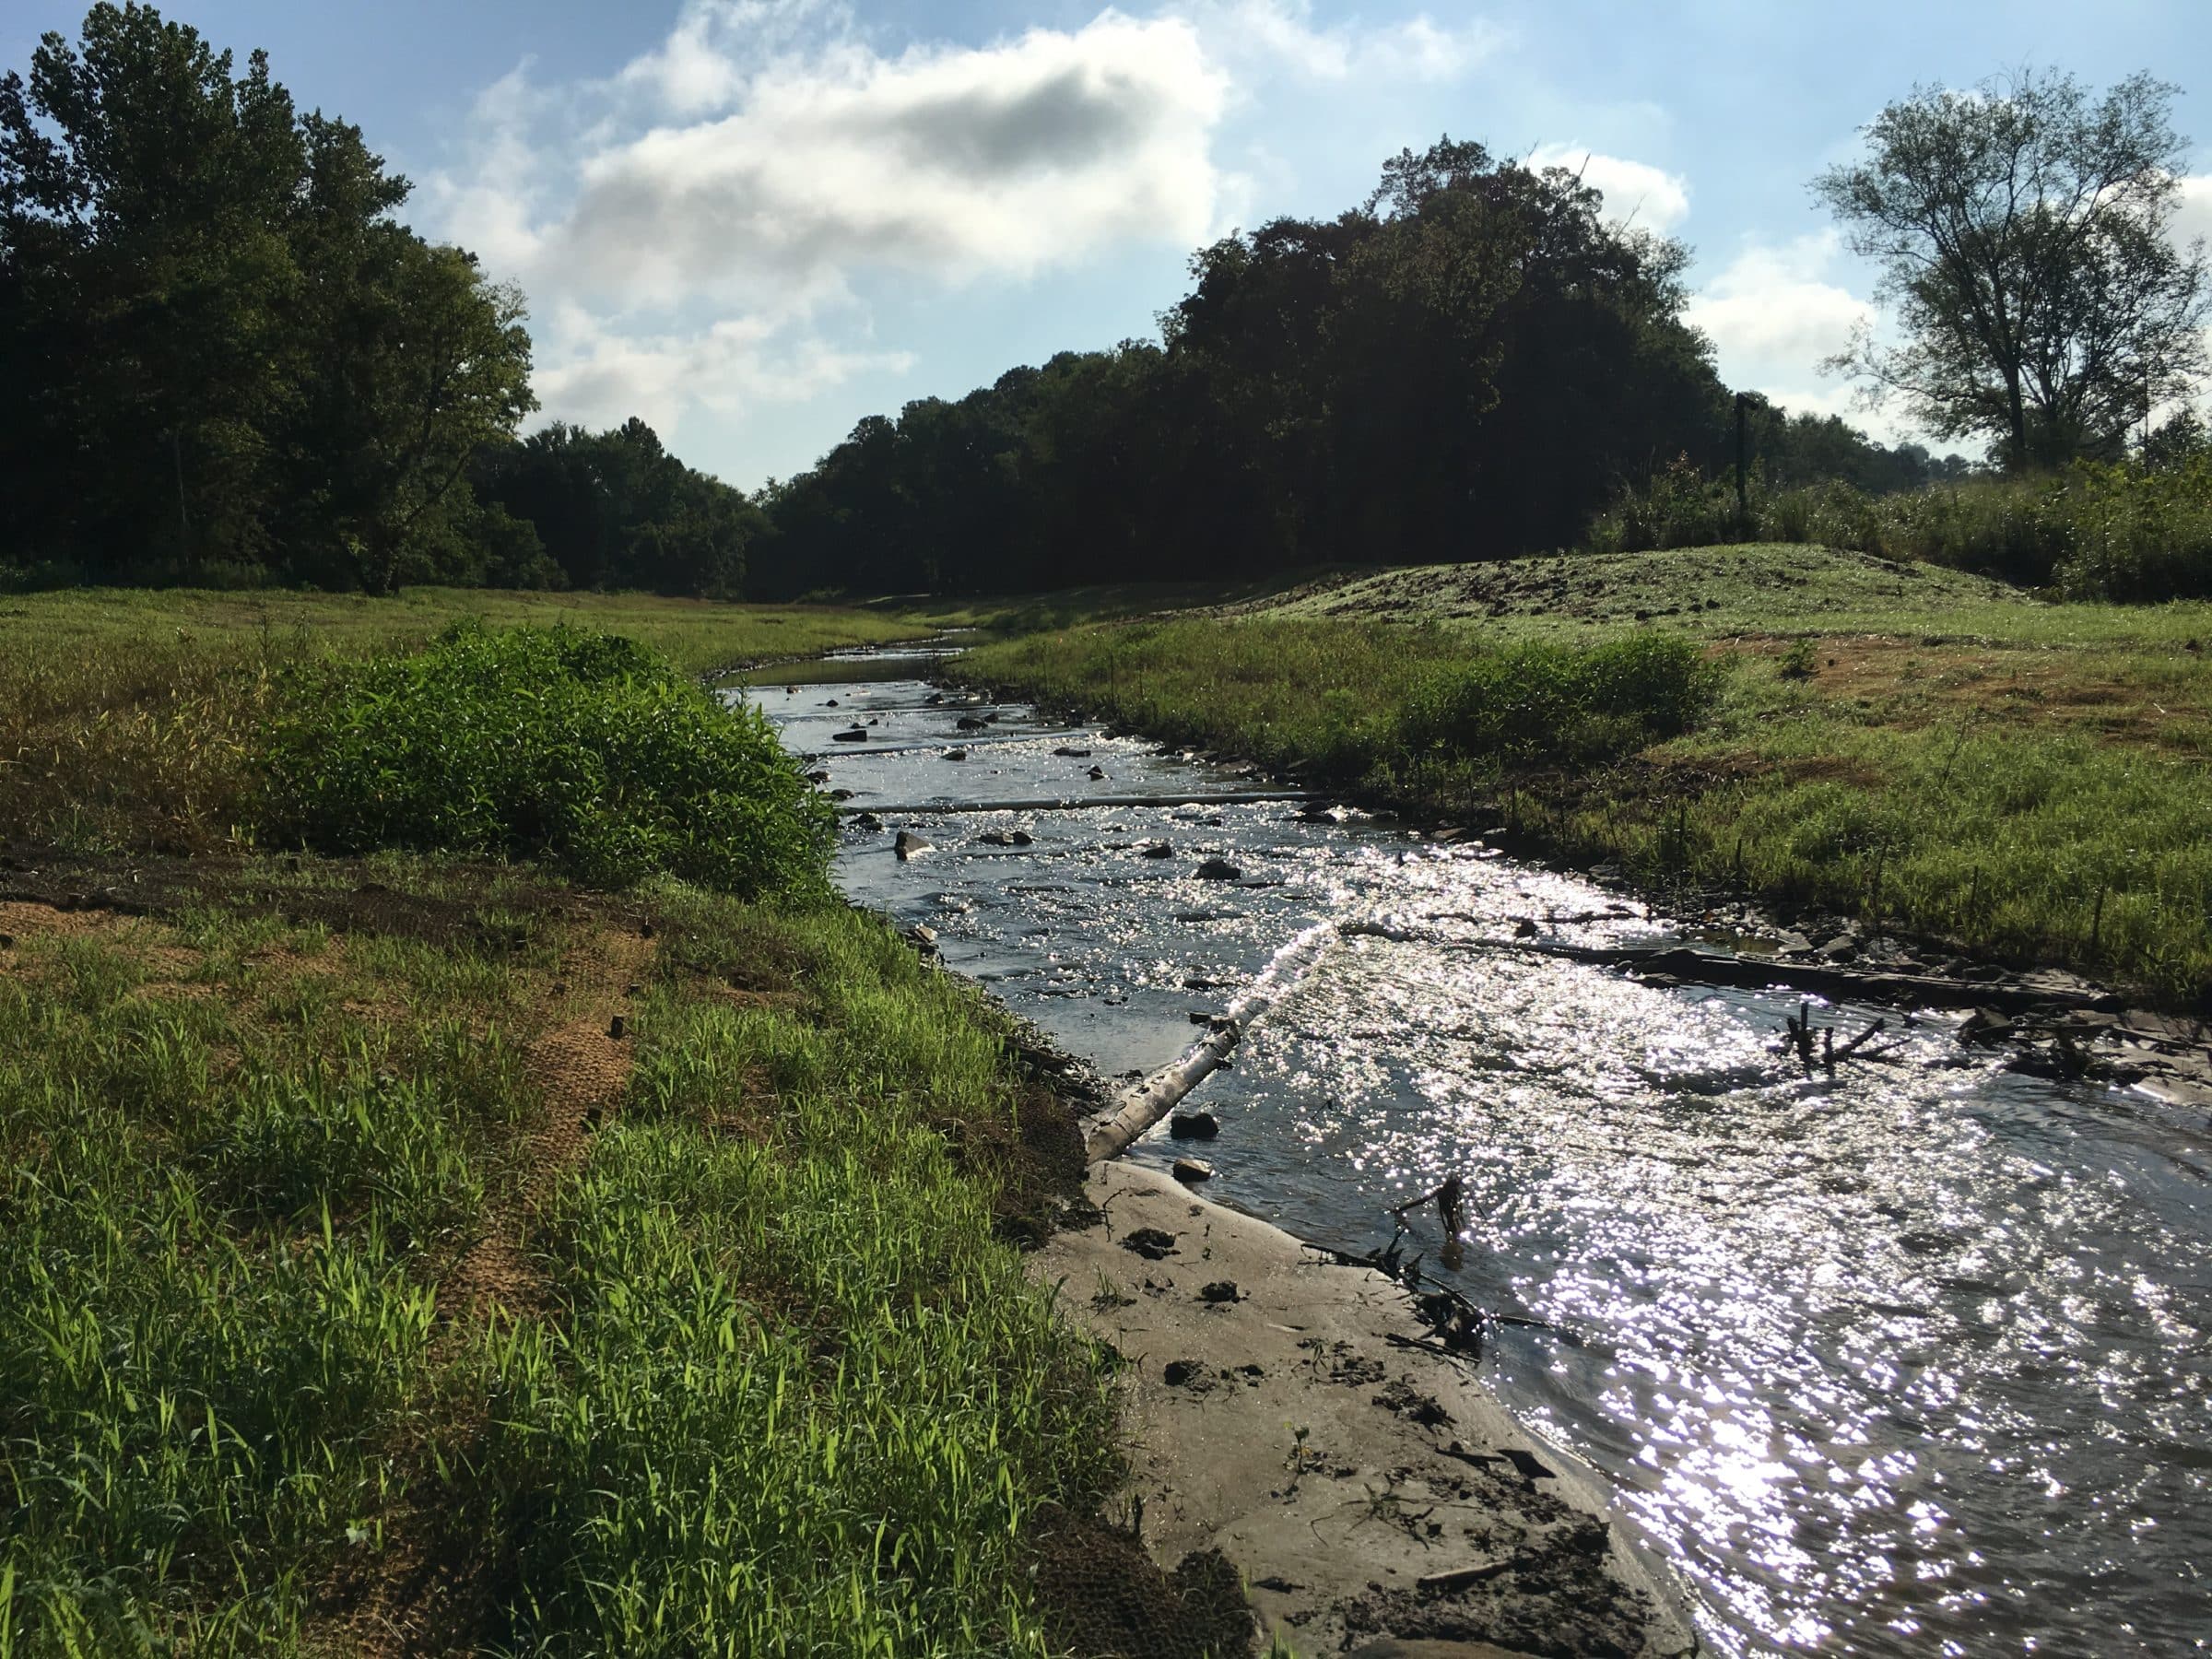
[1031,1160,1699,1656]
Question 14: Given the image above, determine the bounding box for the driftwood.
[1085,917,1339,1161]
[1340,925,2121,1015]
[1783,1005,1898,1072]
[842,788,1316,816]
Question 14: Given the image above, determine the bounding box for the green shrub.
[1396,633,1714,768]
[258,621,831,896]
[1587,456,1749,553]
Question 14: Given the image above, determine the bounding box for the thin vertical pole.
[1734,393,1748,527]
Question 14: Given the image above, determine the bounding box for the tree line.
[749,142,1969,599]
[12,7,2189,601]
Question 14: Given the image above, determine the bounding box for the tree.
[1,3,308,570]
[1816,68,2209,469]
[476,417,766,597]
[1,3,535,589]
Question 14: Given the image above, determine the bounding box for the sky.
[8,0,2207,488]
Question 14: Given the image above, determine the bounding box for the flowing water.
[743,654,2211,1657]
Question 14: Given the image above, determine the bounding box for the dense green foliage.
[1590,452,2212,598]
[0,4,536,592]
[259,623,831,895]
[1399,635,1714,767]
[753,141,1950,598]
[972,619,1712,787]
[474,418,771,598]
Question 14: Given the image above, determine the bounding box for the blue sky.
[10,1,2206,487]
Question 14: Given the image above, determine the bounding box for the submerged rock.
[1194,858,1242,881]
[1053,746,1092,759]
[831,726,867,743]
[1170,1112,1220,1140]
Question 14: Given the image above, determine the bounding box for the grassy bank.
[0,867,1120,1651]
[967,546,2212,1006]
[1,587,924,853]
[0,611,1211,1654]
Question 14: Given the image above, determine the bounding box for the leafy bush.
[259,621,831,895]
[1588,457,2212,598]
[1396,633,1714,768]
[1587,456,1750,554]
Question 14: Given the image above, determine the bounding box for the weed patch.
[259,622,832,897]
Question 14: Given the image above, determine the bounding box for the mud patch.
[1338,1515,1658,1657]
[1031,1513,1255,1659]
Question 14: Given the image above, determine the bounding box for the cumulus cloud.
[1527,143,1688,231]
[535,301,913,434]
[1685,230,1904,436]
[2171,172,2212,251]
[554,12,1228,305]
[432,6,1248,442]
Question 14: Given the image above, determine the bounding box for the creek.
[740,650,2210,1657]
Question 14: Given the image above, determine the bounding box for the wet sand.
[1033,1161,1699,1656]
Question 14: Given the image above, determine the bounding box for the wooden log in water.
[1337,925,2121,1014]
[841,788,1318,816]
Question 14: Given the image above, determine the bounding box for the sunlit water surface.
[747,662,2211,1656]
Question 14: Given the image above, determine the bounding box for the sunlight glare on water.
[752,665,2212,1657]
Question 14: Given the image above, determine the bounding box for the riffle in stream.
[739,651,2209,1657]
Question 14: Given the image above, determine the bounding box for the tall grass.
[971,619,1711,788]
[479,893,1118,1654]
[1588,457,2212,599]
[0,930,511,1649]
[1,884,1122,1652]
[258,622,833,896]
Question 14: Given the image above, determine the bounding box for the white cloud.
[534,301,912,434]
[1173,0,1501,84]
[2172,172,2212,258]
[1685,230,1908,438]
[554,13,1228,306]
[1527,143,1688,231]
[432,2,1507,459]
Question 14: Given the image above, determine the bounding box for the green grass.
[0,905,529,1650]
[969,547,2212,1004]
[0,586,924,852]
[477,892,1115,1653]
[2,610,1134,1653]
[0,876,1116,1653]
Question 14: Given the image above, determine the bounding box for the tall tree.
[1,3,535,589]
[1815,68,2208,469]
[1,2,307,569]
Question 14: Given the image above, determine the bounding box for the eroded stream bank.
[740,649,2211,1658]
